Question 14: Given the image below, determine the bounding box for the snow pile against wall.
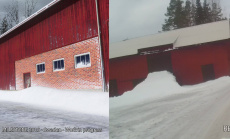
[110,71,188,108]
[110,71,230,109]
[0,87,108,117]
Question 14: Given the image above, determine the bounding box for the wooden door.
[23,73,31,89]
[201,64,215,82]
[109,80,118,97]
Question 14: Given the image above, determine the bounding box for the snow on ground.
[0,101,109,139]
[0,87,109,117]
[110,71,230,139]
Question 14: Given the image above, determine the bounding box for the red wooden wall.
[0,0,102,90]
[110,40,230,97]
[110,55,149,96]
[97,0,109,90]
[171,41,230,85]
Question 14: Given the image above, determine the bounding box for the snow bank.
[110,71,189,108]
[110,71,230,109]
[0,87,108,117]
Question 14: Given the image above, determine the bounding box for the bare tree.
[4,0,19,27]
[24,0,38,18]
[0,16,10,34]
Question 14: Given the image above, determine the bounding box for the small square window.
[53,58,65,71]
[75,53,91,68]
[36,63,45,74]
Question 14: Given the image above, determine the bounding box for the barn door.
[109,80,118,97]
[23,73,31,89]
[201,64,215,82]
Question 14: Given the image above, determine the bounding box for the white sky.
[110,0,230,43]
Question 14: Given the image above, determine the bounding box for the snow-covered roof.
[110,20,230,59]
[0,0,61,39]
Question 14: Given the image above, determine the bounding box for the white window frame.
[53,58,65,71]
[36,62,45,74]
[74,52,91,69]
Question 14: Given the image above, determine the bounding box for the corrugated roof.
[110,20,230,59]
[0,0,61,39]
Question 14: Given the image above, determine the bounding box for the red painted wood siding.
[171,43,230,85]
[109,40,230,96]
[110,55,149,95]
[0,0,99,90]
[98,0,109,89]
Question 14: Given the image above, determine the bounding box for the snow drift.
[110,71,188,109]
[0,87,108,117]
[110,71,230,109]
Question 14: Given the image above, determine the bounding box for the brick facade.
[15,37,103,90]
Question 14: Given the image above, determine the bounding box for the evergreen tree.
[203,0,212,23]
[162,0,185,31]
[162,0,226,31]
[210,1,225,22]
[162,0,177,31]
[195,0,204,25]
[190,0,196,26]
[174,0,185,29]
[0,16,9,34]
[184,0,192,27]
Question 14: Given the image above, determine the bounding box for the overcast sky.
[0,0,53,22]
[110,0,230,43]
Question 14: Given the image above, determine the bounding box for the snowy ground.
[0,87,109,139]
[110,71,230,139]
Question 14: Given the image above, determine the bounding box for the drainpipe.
[95,0,106,92]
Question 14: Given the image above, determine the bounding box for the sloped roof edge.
[0,0,61,39]
[110,20,230,59]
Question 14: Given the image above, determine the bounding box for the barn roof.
[110,20,230,59]
[0,0,61,40]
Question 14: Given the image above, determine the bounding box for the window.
[36,63,45,74]
[53,58,65,71]
[75,53,91,68]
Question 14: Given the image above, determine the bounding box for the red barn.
[110,20,230,97]
[0,0,109,91]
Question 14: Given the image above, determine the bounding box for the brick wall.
[15,37,103,90]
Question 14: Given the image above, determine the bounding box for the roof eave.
[0,0,62,40]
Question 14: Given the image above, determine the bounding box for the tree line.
[162,0,226,31]
[0,0,37,35]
